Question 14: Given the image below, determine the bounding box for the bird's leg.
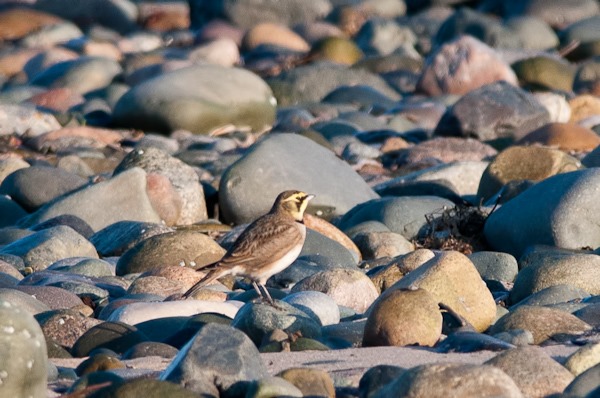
[260,284,276,306]
[252,281,266,302]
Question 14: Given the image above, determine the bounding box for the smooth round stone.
[0,226,98,271]
[388,137,497,167]
[113,65,276,134]
[477,146,581,200]
[282,291,340,326]
[71,321,149,357]
[435,331,516,353]
[242,22,309,52]
[115,230,225,275]
[0,104,61,137]
[574,303,600,326]
[0,228,33,247]
[510,252,600,304]
[277,368,335,398]
[30,214,95,240]
[502,0,599,28]
[0,158,29,185]
[30,56,122,95]
[485,346,574,397]
[434,8,522,49]
[363,288,442,347]
[506,16,559,50]
[0,288,50,315]
[574,59,600,95]
[569,94,600,122]
[246,376,303,398]
[565,342,600,376]
[337,196,455,241]
[267,62,399,106]
[418,36,517,96]
[219,133,379,224]
[353,231,414,260]
[359,365,405,398]
[16,285,83,310]
[113,147,208,225]
[49,258,114,278]
[75,353,125,376]
[67,371,124,394]
[372,363,523,398]
[322,85,398,110]
[0,198,27,229]
[511,284,591,309]
[468,251,518,283]
[83,378,198,398]
[512,56,575,92]
[375,251,496,333]
[126,276,181,297]
[368,249,436,293]
[122,341,178,359]
[489,305,592,344]
[106,300,241,325]
[518,122,600,151]
[292,269,378,313]
[19,168,162,232]
[161,323,268,396]
[89,221,174,257]
[0,8,61,41]
[355,18,416,56]
[309,37,363,65]
[492,329,534,347]
[533,92,571,123]
[231,301,321,346]
[564,363,600,397]
[189,37,240,67]
[560,15,600,60]
[0,300,48,398]
[434,81,551,141]
[21,21,82,49]
[36,308,101,349]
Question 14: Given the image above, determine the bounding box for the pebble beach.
[0,0,599,397]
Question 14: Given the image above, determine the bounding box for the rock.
[282,291,340,326]
[574,303,600,326]
[434,81,550,142]
[16,285,83,310]
[502,0,599,28]
[485,346,574,397]
[353,231,414,260]
[30,56,122,95]
[0,196,27,228]
[337,196,455,241]
[369,249,436,293]
[0,8,61,41]
[0,226,98,271]
[34,0,138,34]
[0,104,61,137]
[489,305,592,344]
[20,22,83,49]
[359,365,405,398]
[569,94,600,122]
[565,342,600,376]
[75,353,125,376]
[506,16,559,50]
[0,166,87,211]
[434,7,521,49]
[161,323,268,396]
[89,221,173,257]
[560,15,600,61]
[564,363,600,397]
[512,284,590,309]
[115,230,225,275]
[71,321,149,357]
[363,288,442,347]
[376,251,496,332]
[484,169,600,257]
[468,251,518,283]
[113,65,276,134]
[309,37,363,65]
[0,158,29,185]
[0,300,47,398]
[242,23,310,52]
[435,331,515,353]
[0,288,50,315]
[19,168,162,232]
[189,38,240,67]
[106,300,240,325]
[231,301,321,346]
[267,62,399,106]
[30,214,94,239]
[517,122,600,152]
[114,147,207,225]
[292,269,379,313]
[418,36,517,96]
[84,378,198,398]
[191,0,332,30]
[574,59,600,95]
[304,214,361,262]
[355,18,416,56]
[219,133,379,224]
[277,368,335,398]
[126,276,182,297]
[510,253,600,304]
[389,137,497,167]
[246,376,303,397]
[50,258,114,278]
[122,341,178,359]
[372,363,523,398]
[533,92,571,122]
[25,126,125,153]
[512,56,575,92]
[36,309,101,349]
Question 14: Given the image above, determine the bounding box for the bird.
[182,190,315,304]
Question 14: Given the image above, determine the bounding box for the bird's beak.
[306,194,316,201]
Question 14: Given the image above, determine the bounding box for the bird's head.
[273,190,315,221]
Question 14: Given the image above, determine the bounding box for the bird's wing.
[219,216,304,269]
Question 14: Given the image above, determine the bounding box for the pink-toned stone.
[242,22,310,52]
[145,172,183,226]
[0,8,60,41]
[26,126,127,152]
[27,88,85,112]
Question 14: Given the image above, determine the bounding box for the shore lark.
[182,190,315,303]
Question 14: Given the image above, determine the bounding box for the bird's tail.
[182,265,231,299]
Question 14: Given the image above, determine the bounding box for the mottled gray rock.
[0,300,47,398]
[219,133,379,224]
[35,309,102,349]
[355,19,416,56]
[512,284,591,309]
[49,258,114,278]
[0,226,98,271]
[161,323,268,396]
[246,376,303,398]
[282,291,340,326]
[0,288,50,315]
[0,166,87,211]
[484,169,600,258]
[89,221,174,257]
[19,168,161,232]
[16,285,83,310]
[338,196,455,241]
[30,56,122,95]
[113,147,207,225]
[231,301,321,346]
[113,65,276,134]
[468,251,518,283]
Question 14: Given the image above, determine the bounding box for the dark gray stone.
[90,221,173,257]
[468,251,518,283]
[71,321,149,357]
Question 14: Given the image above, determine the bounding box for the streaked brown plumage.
[182,190,315,303]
